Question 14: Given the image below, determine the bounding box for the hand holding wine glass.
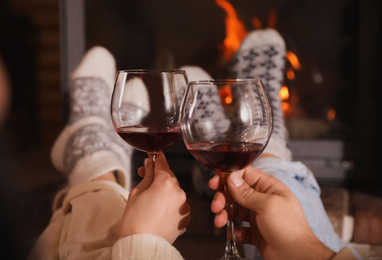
[180,79,272,259]
[111,69,188,161]
[120,152,191,245]
[209,168,337,260]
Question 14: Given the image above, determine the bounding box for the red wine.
[187,142,264,172]
[117,125,181,153]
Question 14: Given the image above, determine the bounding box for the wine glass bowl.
[111,69,188,159]
[180,79,272,173]
[180,79,273,259]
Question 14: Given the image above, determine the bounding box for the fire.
[281,102,292,117]
[252,17,262,30]
[286,51,301,71]
[218,85,233,105]
[215,2,302,119]
[286,68,295,81]
[279,86,290,101]
[215,0,248,61]
[279,86,292,117]
[327,108,336,121]
[251,8,277,29]
[266,9,277,28]
[285,51,301,80]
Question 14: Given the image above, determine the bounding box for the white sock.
[178,66,213,82]
[51,46,133,189]
[232,29,292,161]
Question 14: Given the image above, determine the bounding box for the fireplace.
[60,0,381,186]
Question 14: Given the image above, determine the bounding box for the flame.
[252,17,262,30]
[251,8,277,30]
[279,86,290,101]
[279,86,291,117]
[225,95,232,104]
[286,68,295,80]
[267,9,277,28]
[286,51,301,71]
[215,0,248,61]
[281,102,292,117]
[214,3,302,119]
[218,85,233,105]
[327,108,336,121]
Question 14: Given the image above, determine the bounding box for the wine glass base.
[221,252,243,260]
[221,257,251,260]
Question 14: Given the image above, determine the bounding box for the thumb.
[226,171,267,213]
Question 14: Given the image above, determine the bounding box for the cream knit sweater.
[27,181,183,260]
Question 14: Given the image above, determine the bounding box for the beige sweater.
[27,181,183,260]
[27,180,356,260]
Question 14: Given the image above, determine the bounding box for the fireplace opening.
[62,0,381,186]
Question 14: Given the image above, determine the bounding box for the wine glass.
[179,79,273,259]
[111,69,188,161]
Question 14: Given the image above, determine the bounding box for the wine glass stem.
[222,185,241,259]
[148,153,158,162]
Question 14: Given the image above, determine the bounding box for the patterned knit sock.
[178,65,212,82]
[176,66,217,197]
[51,46,133,188]
[232,29,292,161]
[178,65,229,136]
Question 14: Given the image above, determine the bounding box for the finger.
[179,213,191,231]
[214,209,228,228]
[137,166,145,178]
[209,174,223,191]
[153,152,174,177]
[235,227,251,244]
[131,157,155,196]
[211,191,225,213]
[180,202,191,216]
[152,153,181,187]
[179,202,191,230]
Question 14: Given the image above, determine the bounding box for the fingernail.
[230,172,244,187]
[144,158,150,167]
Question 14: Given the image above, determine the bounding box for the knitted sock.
[179,65,229,134]
[178,66,212,82]
[51,46,133,189]
[178,66,228,197]
[232,29,292,161]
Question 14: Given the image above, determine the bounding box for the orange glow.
[327,108,336,121]
[286,68,295,80]
[286,51,301,70]
[279,86,290,101]
[218,85,233,105]
[252,17,263,29]
[215,0,248,61]
[281,102,292,117]
[267,9,277,28]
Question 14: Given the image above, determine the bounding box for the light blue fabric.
[243,157,363,260]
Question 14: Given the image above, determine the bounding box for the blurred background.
[0,0,381,259]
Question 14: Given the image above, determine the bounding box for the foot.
[51,46,133,188]
[232,29,292,161]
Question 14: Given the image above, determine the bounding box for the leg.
[50,46,133,189]
[28,46,136,260]
[231,29,349,258]
[232,28,291,161]
[178,66,224,197]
